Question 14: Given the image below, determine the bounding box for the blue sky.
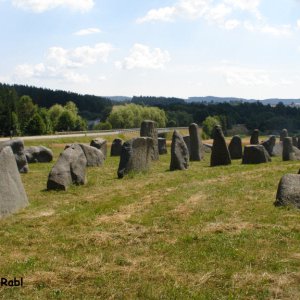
[1,0,300,99]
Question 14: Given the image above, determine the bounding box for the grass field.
[1,132,300,299]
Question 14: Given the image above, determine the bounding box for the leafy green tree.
[17,95,37,134]
[202,116,220,139]
[65,101,78,115]
[56,110,76,131]
[107,104,166,128]
[39,108,53,133]
[74,116,87,131]
[94,121,112,130]
[48,104,64,130]
[25,113,46,135]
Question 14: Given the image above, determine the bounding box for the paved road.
[0,127,185,142]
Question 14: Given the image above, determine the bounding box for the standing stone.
[282,137,300,161]
[242,145,271,164]
[90,138,107,159]
[274,174,300,208]
[117,137,154,178]
[297,136,300,150]
[183,136,191,155]
[189,123,203,161]
[111,138,123,156]
[280,129,288,142]
[140,120,159,161]
[47,144,87,190]
[0,147,29,218]
[170,130,189,171]
[261,135,276,156]
[158,137,167,155]
[25,146,53,163]
[0,139,28,173]
[210,126,231,167]
[292,136,298,147]
[228,135,243,159]
[250,129,259,145]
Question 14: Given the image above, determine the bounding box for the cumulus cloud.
[12,0,94,13]
[14,43,113,83]
[136,0,293,36]
[116,44,171,70]
[74,27,101,36]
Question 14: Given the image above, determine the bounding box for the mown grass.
[1,133,300,299]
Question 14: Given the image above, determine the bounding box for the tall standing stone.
[140,120,159,161]
[210,126,231,167]
[117,137,154,178]
[280,129,288,142]
[111,138,123,156]
[189,123,203,161]
[228,135,242,159]
[297,136,300,150]
[170,130,189,171]
[282,137,300,161]
[158,137,167,155]
[250,129,259,145]
[0,146,29,218]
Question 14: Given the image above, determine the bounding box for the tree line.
[2,84,300,136]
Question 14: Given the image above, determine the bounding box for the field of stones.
[1,123,300,299]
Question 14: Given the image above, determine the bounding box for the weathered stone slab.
[275,174,300,208]
[292,136,298,147]
[90,138,107,159]
[250,129,259,145]
[189,123,203,161]
[25,146,53,163]
[242,145,271,164]
[110,138,123,156]
[210,126,231,167]
[117,137,154,178]
[261,135,276,156]
[282,137,300,161]
[78,144,104,167]
[158,137,167,155]
[183,136,191,154]
[0,139,28,173]
[170,130,189,171]
[0,146,28,218]
[140,120,159,161]
[228,135,242,159]
[280,129,288,141]
[47,144,87,190]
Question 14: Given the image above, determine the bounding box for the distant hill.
[132,96,185,106]
[107,96,132,102]
[187,96,300,106]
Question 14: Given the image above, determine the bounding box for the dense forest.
[1,84,300,136]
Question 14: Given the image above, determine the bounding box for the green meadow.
[1,132,300,299]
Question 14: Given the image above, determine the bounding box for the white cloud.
[243,21,292,37]
[224,0,261,18]
[116,44,171,70]
[46,43,113,68]
[224,19,240,30]
[74,27,101,36]
[12,0,94,13]
[136,7,176,23]
[13,43,113,83]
